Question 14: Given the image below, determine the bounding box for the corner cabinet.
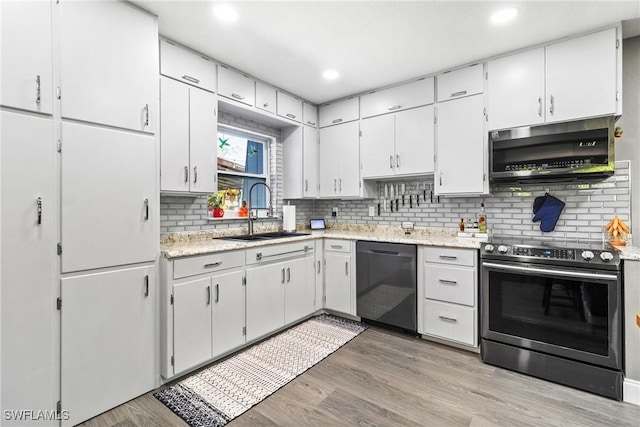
[323,239,355,315]
[319,121,361,198]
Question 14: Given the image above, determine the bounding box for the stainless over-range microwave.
[489,117,616,182]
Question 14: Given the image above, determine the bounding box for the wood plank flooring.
[80,327,640,427]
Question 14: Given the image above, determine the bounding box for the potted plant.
[238,200,249,217]
[208,194,224,218]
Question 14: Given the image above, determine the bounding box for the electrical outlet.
[368,206,375,217]
[332,207,338,217]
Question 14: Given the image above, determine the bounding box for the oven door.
[481,260,621,369]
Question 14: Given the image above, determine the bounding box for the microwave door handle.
[482,262,618,281]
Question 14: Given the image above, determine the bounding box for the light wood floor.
[81,327,640,427]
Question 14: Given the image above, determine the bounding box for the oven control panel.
[482,242,619,266]
[512,246,575,260]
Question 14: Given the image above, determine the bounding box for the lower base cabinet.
[60,265,155,427]
[211,270,246,357]
[246,261,287,342]
[324,239,355,315]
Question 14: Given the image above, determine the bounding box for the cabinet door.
[61,122,156,273]
[160,77,190,192]
[487,48,545,130]
[189,87,218,193]
[546,28,618,123]
[437,64,484,102]
[303,126,319,198]
[173,278,212,374]
[159,39,217,93]
[282,126,303,199]
[1,111,55,418]
[436,94,485,195]
[245,262,285,341]
[212,270,246,357]
[319,126,341,197]
[338,121,361,197]
[303,102,318,127]
[395,105,435,175]
[360,78,434,119]
[277,91,303,122]
[60,1,157,133]
[319,97,359,128]
[61,265,155,427]
[284,256,316,324]
[217,66,255,106]
[0,0,53,114]
[360,114,395,179]
[256,82,277,114]
[324,252,352,314]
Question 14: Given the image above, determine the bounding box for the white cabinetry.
[360,78,434,118]
[277,91,303,123]
[61,266,155,427]
[160,39,217,93]
[420,247,478,348]
[211,270,246,357]
[436,64,484,102]
[319,121,361,198]
[319,97,359,128]
[0,0,53,114]
[283,124,319,199]
[1,111,56,422]
[256,82,277,114]
[324,240,355,315]
[303,102,318,127]
[361,105,435,179]
[59,0,157,133]
[160,77,218,194]
[217,65,255,107]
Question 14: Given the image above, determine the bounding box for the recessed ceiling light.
[213,4,238,22]
[322,69,340,80]
[491,7,518,25]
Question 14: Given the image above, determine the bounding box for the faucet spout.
[247,182,273,236]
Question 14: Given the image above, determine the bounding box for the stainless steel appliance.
[489,117,615,182]
[356,241,417,332]
[480,237,623,400]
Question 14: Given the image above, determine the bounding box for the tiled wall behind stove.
[294,161,631,241]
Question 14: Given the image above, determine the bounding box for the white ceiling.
[131,0,640,105]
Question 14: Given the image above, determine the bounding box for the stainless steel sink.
[219,231,310,242]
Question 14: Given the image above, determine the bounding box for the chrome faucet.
[247,182,273,236]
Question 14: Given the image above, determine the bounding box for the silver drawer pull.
[331,245,343,249]
[439,255,457,260]
[387,105,402,111]
[263,102,269,107]
[306,121,316,126]
[204,261,222,268]
[36,75,41,104]
[286,113,296,119]
[332,118,343,124]
[439,315,457,322]
[450,90,467,98]
[181,75,200,84]
[215,284,219,303]
[256,252,263,261]
[206,285,211,305]
[439,279,457,285]
[231,93,245,100]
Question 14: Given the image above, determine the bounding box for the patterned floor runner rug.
[155,314,367,427]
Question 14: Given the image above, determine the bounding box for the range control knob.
[581,250,595,261]
[484,244,495,253]
[498,245,509,254]
[600,251,614,262]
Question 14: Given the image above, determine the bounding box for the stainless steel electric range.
[479,236,623,400]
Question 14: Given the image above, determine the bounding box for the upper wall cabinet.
[277,91,303,123]
[303,102,318,127]
[1,0,53,114]
[256,82,277,114]
[319,97,359,128]
[60,1,157,133]
[160,39,217,93]
[360,78,434,119]
[436,64,483,103]
[217,65,255,107]
[488,27,620,130]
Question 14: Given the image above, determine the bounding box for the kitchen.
[1,1,640,426]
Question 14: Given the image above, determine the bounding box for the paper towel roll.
[282,205,296,232]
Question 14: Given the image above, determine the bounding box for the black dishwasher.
[356,241,417,333]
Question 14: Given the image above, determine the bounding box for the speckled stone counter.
[615,245,640,261]
[160,224,486,259]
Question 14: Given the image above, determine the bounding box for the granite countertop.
[614,245,640,261]
[160,224,486,259]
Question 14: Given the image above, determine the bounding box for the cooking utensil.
[390,185,394,212]
[409,193,413,208]
[384,184,388,211]
[395,184,399,211]
[401,183,405,206]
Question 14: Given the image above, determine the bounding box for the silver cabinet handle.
[396,155,400,168]
[36,75,41,104]
[286,267,291,282]
[439,255,457,260]
[144,104,149,126]
[439,315,457,322]
[538,96,542,117]
[332,118,343,124]
[439,279,458,285]
[37,197,42,225]
[339,179,342,191]
[549,95,554,115]
[181,74,200,84]
[387,105,402,111]
[256,252,262,261]
[331,244,343,249]
[215,284,219,303]
[263,102,269,107]
[305,179,308,191]
[390,155,394,169]
[451,90,467,98]
[317,260,320,274]
[206,285,211,305]
[184,166,189,183]
[286,113,296,119]
[334,179,337,192]
[193,166,198,183]
[143,198,149,220]
[204,261,222,268]
[281,268,285,283]
[345,261,349,275]
[439,171,443,186]
[306,121,316,126]
[144,275,149,297]
[231,93,245,100]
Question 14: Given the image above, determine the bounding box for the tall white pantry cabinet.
[1,1,159,426]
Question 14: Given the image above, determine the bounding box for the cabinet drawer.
[319,97,359,128]
[425,265,476,306]
[245,241,315,265]
[255,82,276,114]
[424,247,476,267]
[160,39,217,93]
[217,66,255,106]
[361,78,435,118]
[303,102,318,127]
[173,251,244,279]
[424,299,476,346]
[277,91,302,122]
[324,239,351,253]
[437,63,484,102]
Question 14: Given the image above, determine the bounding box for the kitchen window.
[212,126,270,218]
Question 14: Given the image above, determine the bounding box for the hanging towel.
[532,194,565,232]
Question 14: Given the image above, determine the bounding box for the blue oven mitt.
[532,194,565,232]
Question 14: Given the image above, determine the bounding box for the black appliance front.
[480,260,623,400]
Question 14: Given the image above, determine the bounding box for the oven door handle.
[482,262,619,281]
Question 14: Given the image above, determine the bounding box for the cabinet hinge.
[56,297,62,310]
[242,326,246,336]
[242,276,246,286]
[57,243,62,255]
[57,140,62,153]
[170,294,174,305]
[56,401,62,417]
[616,39,620,49]
[170,355,174,366]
